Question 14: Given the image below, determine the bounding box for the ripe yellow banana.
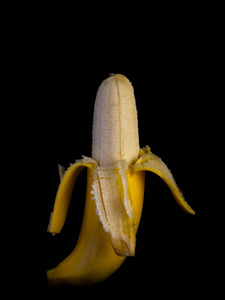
[47,74,195,286]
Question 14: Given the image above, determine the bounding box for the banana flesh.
[47,74,195,286]
[92,74,139,167]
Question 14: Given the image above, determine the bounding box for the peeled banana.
[47,74,195,286]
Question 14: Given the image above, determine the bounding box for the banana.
[47,74,195,286]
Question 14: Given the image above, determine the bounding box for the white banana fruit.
[47,74,195,286]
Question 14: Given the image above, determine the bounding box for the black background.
[34,60,205,295]
[8,6,221,298]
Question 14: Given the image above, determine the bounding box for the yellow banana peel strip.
[47,157,98,234]
[134,146,195,215]
[92,160,136,256]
